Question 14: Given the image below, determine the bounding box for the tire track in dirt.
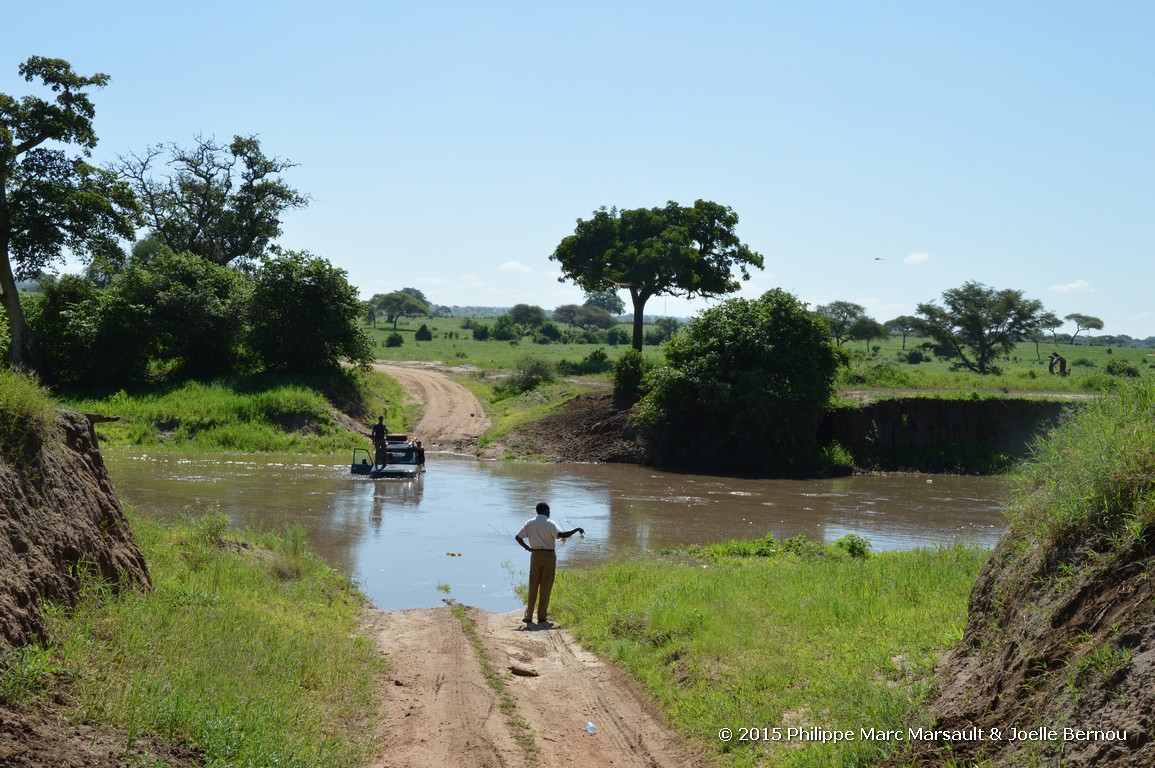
[367,608,522,768]
[364,606,704,768]
[373,363,490,454]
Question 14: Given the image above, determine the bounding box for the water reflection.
[103,451,1007,613]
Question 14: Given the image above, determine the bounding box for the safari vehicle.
[351,433,426,479]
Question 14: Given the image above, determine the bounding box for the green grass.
[1005,375,1155,550]
[366,316,665,370]
[60,369,406,452]
[450,604,540,763]
[1,509,384,768]
[553,541,989,767]
[0,368,56,465]
[837,335,1153,396]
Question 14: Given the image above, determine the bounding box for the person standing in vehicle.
[371,416,387,465]
[514,502,584,625]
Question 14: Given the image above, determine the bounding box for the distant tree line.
[814,285,1126,374]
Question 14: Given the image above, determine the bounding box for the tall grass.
[61,369,405,452]
[0,368,57,466]
[8,509,384,768]
[554,542,989,767]
[1007,376,1155,549]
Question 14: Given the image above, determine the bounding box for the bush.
[535,321,561,342]
[558,348,613,376]
[834,534,872,559]
[905,349,926,364]
[472,323,490,341]
[635,290,839,473]
[613,348,648,404]
[415,324,433,341]
[248,251,373,374]
[385,333,404,348]
[494,355,555,397]
[1105,359,1140,378]
[606,328,630,346]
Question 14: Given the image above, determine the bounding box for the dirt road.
[374,363,490,454]
[364,608,703,768]
[366,364,703,768]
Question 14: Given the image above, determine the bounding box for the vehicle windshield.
[386,448,418,465]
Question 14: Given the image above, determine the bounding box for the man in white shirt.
[514,502,584,625]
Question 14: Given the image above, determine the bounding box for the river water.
[103,451,1008,613]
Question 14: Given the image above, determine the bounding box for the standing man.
[371,416,387,465]
[514,502,584,625]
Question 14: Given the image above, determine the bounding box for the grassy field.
[365,316,665,370]
[1,510,384,768]
[368,315,1152,394]
[553,539,989,767]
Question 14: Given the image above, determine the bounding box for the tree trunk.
[629,289,648,351]
[0,241,43,374]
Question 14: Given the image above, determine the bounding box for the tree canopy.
[1065,313,1104,345]
[814,301,866,346]
[373,291,429,329]
[884,315,920,349]
[915,281,1045,374]
[248,251,373,373]
[635,289,838,473]
[583,287,625,315]
[1,56,140,371]
[554,303,621,331]
[115,134,307,268]
[550,200,763,350]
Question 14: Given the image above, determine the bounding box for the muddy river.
[103,451,1007,612]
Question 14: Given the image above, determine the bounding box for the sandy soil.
[373,363,490,454]
[363,607,704,768]
[366,365,702,768]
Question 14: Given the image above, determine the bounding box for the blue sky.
[6,1,1154,338]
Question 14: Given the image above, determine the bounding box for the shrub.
[494,355,555,397]
[606,328,630,346]
[415,324,433,341]
[1105,359,1140,378]
[834,534,872,558]
[612,348,648,404]
[385,333,404,348]
[636,290,839,473]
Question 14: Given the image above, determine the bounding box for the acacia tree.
[848,316,886,350]
[1037,311,1063,344]
[884,315,920,349]
[583,287,625,315]
[0,56,139,372]
[915,281,1044,374]
[374,291,429,329]
[115,134,307,268]
[815,301,867,346]
[551,200,763,350]
[1065,313,1103,346]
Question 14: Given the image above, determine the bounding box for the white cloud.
[500,261,533,273]
[1048,279,1095,294]
[904,252,930,265]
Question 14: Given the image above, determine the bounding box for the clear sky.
[6,1,1154,338]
